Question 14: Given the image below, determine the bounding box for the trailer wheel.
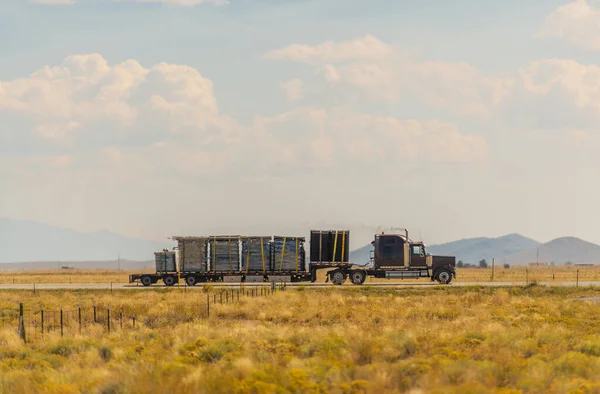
[435,269,453,285]
[330,270,346,285]
[163,275,176,287]
[185,276,197,286]
[141,275,152,287]
[350,270,366,285]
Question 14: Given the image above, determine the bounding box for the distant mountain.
[427,233,541,265]
[349,244,375,266]
[0,217,171,263]
[504,237,600,266]
[349,233,541,266]
[0,260,154,271]
[348,233,600,266]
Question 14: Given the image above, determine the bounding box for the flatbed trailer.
[129,264,451,286]
[129,229,456,286]
[129,270,313,287]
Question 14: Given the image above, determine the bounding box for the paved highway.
[0,281,598,290]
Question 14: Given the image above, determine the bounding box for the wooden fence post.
[18,303,26,343]
[60,308,63,337]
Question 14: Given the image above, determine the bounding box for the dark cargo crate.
[155,251,177,272]
[241,236,271,272]
[173,236,208,272]
[209,236,240,272]
[272,236,305,272]
[309,230,349,262]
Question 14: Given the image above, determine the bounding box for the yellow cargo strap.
[280,237,286,271]
[213,236,216,271]
[176,251,180,282]
[295,238,299,272]
[260,236,265,272]
[341,231,346,262]
[332,230,338,263]
[319,231,323,261]
[246,237,250,273]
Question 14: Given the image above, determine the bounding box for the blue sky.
[1,0,600,249]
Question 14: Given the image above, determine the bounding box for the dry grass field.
[0,265,598,285]
[1,285,600,393]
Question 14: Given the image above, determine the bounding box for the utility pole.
[117,252,120,272]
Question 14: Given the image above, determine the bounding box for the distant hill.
[0,217,171,263]
[0,260,154,271]
[426,233,541,265]
[349,244,375,266]
[349,233,541,266]
[504,237,600,266]
[349,233,600,267]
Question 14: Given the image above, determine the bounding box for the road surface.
[0,281,598,290]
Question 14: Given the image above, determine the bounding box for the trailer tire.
[163,275,176,287]
[435,269,453,285]
[330,270,346,285]
[141,275,152,287]
[350,270,366,285]
[185,276,197,286]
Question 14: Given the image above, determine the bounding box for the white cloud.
[251,107,488,169]
[538,0,600,50]
[29,0,75,4]
[0,53,490,239]
[264,34,393,65]
[266,35,513,117]
[519,59,600,111]
[280,79,304,102]
[30,0,228,5]
[0,53,229,145]
[118,0,227,5]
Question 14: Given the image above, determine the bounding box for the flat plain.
[1,284,600,393]
[0,266,596,285]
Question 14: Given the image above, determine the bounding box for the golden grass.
[0,270,140,284]
[0,265,599,285]
[0,285,600,393]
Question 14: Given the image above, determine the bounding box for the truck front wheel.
[435,269,453,285]
[141,275,152,287]
[350,270,366,285]
[330,270,347,285]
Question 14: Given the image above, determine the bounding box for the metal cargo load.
[173,236,208,273]
[209,236,240,272]
[272,236,305,272]
[309,230,349,263]
[241,236,271,272]
[155,251,177,272]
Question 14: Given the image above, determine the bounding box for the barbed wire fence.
[5,282,287,344]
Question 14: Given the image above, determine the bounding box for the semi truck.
[129,229,456,286]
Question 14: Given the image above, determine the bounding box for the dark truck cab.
[324,230,457,285]
[369,232,456,284]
